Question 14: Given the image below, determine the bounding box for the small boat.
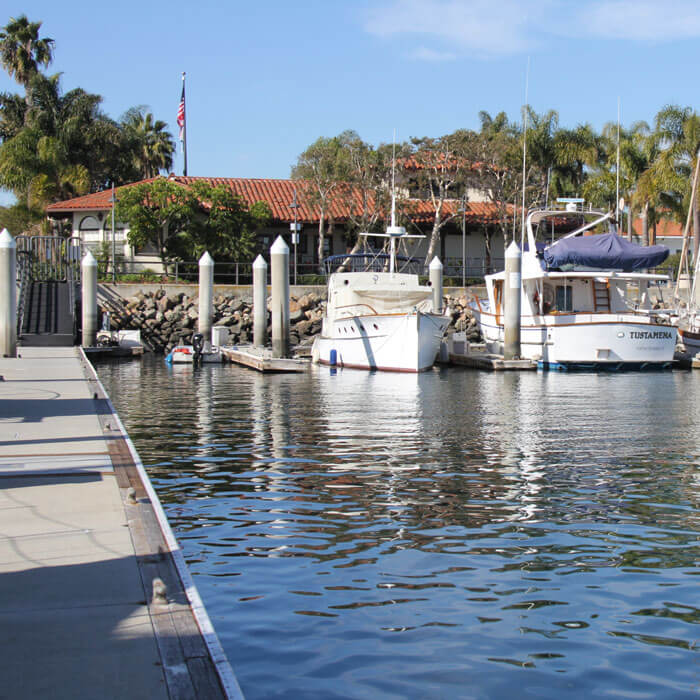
[165,333,223,364]
[470,205,678,370]
[165,345,223,364]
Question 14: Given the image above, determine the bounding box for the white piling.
[81,250,98,347]
[198,251,214,347]
[0,229,17,358]
[253,254,268,347]
[503,240,522,360]
[270,236,290,358]
[429,256,443,313]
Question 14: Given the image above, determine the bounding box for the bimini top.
[543,233,670,272]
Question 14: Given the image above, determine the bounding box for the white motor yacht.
[470,205,677,370]
[311,226,449,372]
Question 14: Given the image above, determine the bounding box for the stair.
[20,281,77,347]
[593,280,610,312]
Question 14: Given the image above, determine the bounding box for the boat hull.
[312,312,449,372]
[678,325,700,354]
[471,303,677,369]
[165,345,224,364]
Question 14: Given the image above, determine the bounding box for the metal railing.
[16,235,82,282]
[16,250,31,336]
[99,257,505,285]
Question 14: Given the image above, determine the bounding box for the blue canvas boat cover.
[543,233,669,271]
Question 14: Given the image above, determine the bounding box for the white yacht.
[311,225,450,373]
[470,205,678,370]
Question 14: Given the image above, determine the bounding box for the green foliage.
[0,16,175,210]
[0,15,54,89]
[0,200,42,234]
[169,181,270,262]
[296,274,327,285]
[115,179,196,271]
[120,107,175,179]
[115,178,271,268]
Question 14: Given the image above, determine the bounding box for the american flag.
[177,84,185,141]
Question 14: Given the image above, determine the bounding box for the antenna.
[520,56,530,248]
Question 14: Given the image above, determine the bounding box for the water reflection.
[96,358,700,699]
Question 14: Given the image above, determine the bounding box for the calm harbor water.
[96,357,700,699]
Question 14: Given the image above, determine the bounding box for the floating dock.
[220,345,310,372]
[83,344,144,359]
[437,339,537,371]
[0,347,242,699]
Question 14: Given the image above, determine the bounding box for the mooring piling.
[270,236,290,358]
[0,228,17,358]
[503,240,522,360]
[253,254,268,348]
[81,250,97,347]
[198,251,214,349]
[429,256,443,314]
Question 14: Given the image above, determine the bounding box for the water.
[96,357,700,699]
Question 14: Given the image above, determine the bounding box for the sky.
[2,0,700,206]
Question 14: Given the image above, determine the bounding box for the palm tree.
[652,105,700,264]
[0,15,54,109]
[583,121,653,240]
[121,107,176,179]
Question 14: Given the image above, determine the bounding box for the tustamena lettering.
[629,331,673,340]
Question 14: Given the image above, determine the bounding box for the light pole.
[109,183,117,283]
[289,188,300,286]
[459,194,467,289]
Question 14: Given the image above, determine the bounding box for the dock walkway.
[0,347,242,699]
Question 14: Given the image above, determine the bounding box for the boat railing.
[323,253,423,275]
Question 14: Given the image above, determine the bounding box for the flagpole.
[181,72,188,176]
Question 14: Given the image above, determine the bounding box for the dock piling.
[503,240,522,360]
[429,256,443,314]
[253,254,268,347]
[198,251,214,349]
[270,236,290,358]
[0,228,17,358]
[81,250,98,347]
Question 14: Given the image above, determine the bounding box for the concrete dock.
[0,347,242,699]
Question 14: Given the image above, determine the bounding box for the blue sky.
[2,0,700,206]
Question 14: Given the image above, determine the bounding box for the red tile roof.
[632,217,684,238]
[45,175,508,226]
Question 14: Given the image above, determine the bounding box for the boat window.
[556,285,573,312]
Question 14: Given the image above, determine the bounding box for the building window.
[78,215,101,242]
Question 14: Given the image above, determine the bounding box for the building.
[44,174,510,280]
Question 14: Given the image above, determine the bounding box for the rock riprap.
[102,290,481,354]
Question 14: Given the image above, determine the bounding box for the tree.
[115,178,198,274]
[115,178,271,270]
[173,181,270,261]
[0,15,54,110]
[292,135,349,269]
[467,113,521,263]
[121,107,176,179]
[406,132,471,266]
[583,121,652,240]
[652,105,700,263]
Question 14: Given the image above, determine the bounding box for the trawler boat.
[311,228,450,372]
[470,206,678,370]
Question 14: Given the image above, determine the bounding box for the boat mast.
[616,97,621,231]
[390,134,397,275]
[673,149,700,304]
[386,131,407,275]
[520,57,530,249]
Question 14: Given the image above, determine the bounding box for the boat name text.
[629,331,673,340]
